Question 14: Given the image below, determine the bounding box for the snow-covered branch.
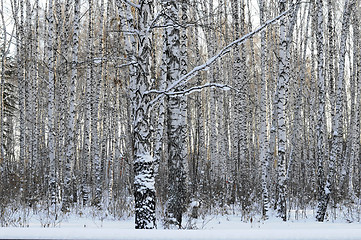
[169,83,237,96]
[146,3,298,103]
[147,82,237,97]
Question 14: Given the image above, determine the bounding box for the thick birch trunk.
[163,0,188,228]
[133,1,155,229]
[63,0,80,212]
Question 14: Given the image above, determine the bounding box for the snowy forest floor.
[1,206,361,239]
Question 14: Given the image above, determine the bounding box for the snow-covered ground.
[1,209,361,239]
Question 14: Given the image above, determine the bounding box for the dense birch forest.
[0,0,361,229]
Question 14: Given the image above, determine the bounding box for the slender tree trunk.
[332,0,353,201]
[349,7,360,201]
[0,0,6,162]
[91,0,104,210]
[276,0,288,221]
[231,0,247,206]
[327,0,335,123]
[315,0,327,222]
[82,0,93,206]
[14,0,26,204]
[63,0,80,213]
[47,0,57,207]
[258,0,270,220]
[338,0,355,197]
[346,12,359,201]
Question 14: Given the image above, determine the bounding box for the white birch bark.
[299,1,312,205]
[348,8,360,201]
[25,0,36,200]
[258,0,270,219]
[91,0,104,210]
[82,0,93,205]
[230,0,244,204]
[59,0,71,203]
[54,0,65,190]
[101,0,111,209]
[276,0,288,221]
[308,0,317,199]
[327,0,335,122]
[191,18,204,201]
[205,0,217,185]
[0,0,6,162]
[154,1,168,177]
[338,1,356,196]
[237,2,248,208]
[315,0,327,222]
[47,0,57,207]
[162,0,188,228]
[346,11,360,201]
[15,0,26,202]
[133,1,156,229]
[330,0,353,204]
[63,0,80,212]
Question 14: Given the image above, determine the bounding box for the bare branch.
[121,0,140,9]
[107,29,139,35]
[146,3,299,104]
[116,61,137,68]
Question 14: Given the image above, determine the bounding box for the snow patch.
[2,209,361,239]
[2,223,361,240]
[135,154,155,164]
[190,201,200,208]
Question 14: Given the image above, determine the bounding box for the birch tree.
[258,0,270,219]
[276,0,288,221]
[132,0,156,229]
[6,0,361,228]
[47,0,57,207]
[62,0,80,213]
[82,0,93,206]
[91,0,104,210]
[314,0,355,221]
[231,0,246,206]
[348,5,360,201]
[315,0,327,222]
[0,0,10,164]
[162,0,188,228]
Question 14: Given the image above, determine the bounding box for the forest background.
[0,0,360,230]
